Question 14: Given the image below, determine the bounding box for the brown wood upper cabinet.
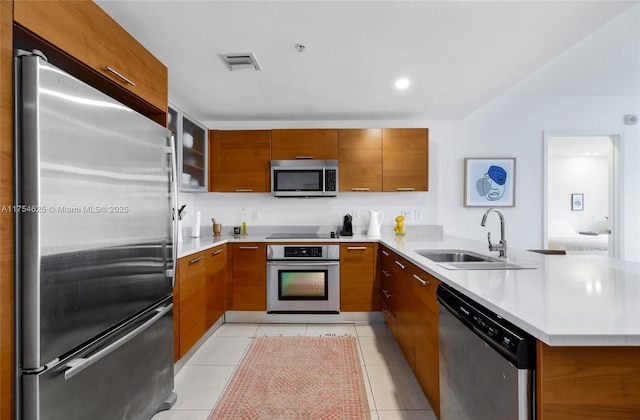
[382,128,429,192]
[14,0,168,112]
[271,129,339,160]
[338,129,383,192]
[209,130,271,192]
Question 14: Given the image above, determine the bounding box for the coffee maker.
[340,214,353,236]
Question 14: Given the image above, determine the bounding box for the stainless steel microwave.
[270,160,338,197]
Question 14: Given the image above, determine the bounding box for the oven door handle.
[267,261,340,267]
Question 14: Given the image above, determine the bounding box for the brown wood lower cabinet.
[380,246,440,415]
[380,246,398,337]
[394,256,416,371]
[537,343,640,419]
[413,272,440,418]
[231,243,266,310]
[176,251,206,359]
[340,243,379,311]
[205,244,227,329]
[175,247,228,361]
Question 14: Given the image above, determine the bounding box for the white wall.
[191,191,433,235]
[437,5,640,261]
[548,156,609,233]
[189,5,640,261]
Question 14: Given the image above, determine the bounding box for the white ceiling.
[95,1,636,125]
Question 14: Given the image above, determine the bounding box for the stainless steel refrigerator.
[14,52,177,420]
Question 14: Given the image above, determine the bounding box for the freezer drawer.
[22,299,175,420]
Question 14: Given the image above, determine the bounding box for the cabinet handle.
[413,274,429,286]
[235,189,253,192]
[189,256,204,264]
[347,246,367,250]
[382,289,393,299]
[295,156,314,159]
[382,270,391,278]
[104,66,136,86]
[394,260,405,269]
[238,246,259,250]
[396,187,415,191]
[212,249,224,255]
[352,188,370,191]
[382,250,389,256]
[267,261,339,267]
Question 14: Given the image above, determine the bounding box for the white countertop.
[178,229,640,347]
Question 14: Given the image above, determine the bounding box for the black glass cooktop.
[266,233,335,239]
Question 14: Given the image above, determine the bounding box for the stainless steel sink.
[415,249,500,263]
[415,249,536,270]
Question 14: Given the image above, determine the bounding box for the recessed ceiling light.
[395,78,410,90]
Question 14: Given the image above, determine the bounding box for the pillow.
[549,219,576,234]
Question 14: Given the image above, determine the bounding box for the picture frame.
[464,158,516,207]
[571,193,584,211]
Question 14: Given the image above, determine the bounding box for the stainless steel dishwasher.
[437,283,536,420]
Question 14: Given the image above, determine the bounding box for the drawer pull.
[235,189,253,192]
[396,187,415,191]
[212,249,224,255]
[413,274,428,286]
[382,270,391,278]
[394,260,405,269]
[238,246,259,250]
[105,66,136,86]
[347,246,367,250]
[295,155,314,159]
[352,188,370,191]
[381,250,389,256]
[189,256,204,264]
[382,289,393,299]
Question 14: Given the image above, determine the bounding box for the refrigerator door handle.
[168,133,178,288]
[63,304,173,380]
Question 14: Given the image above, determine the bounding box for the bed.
[547,219,609,256]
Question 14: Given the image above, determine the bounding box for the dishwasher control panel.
[437,284,535,369]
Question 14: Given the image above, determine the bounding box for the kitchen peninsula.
[178,228,640,419]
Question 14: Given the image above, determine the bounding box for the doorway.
[543,131,622,258]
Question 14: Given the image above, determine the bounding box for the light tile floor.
[152,323,437,420]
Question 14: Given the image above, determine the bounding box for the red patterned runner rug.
[209,336,371,419]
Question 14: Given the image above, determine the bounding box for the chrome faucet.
[481,208,508,260]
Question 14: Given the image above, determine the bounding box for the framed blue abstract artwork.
[464,158,516,207]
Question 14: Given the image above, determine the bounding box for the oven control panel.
[267,244,340,261]
[284,246,322,258]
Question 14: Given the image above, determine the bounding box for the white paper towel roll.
[192,211,201,237]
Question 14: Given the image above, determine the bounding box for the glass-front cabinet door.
[168,103,208,192]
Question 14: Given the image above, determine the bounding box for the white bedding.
[547,219,609,255]
[548,233,609,251]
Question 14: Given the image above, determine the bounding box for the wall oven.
[266,244,340,313]
[270,160,338,197]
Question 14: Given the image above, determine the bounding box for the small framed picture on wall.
[571,193,584,211]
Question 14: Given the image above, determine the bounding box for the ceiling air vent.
[219,53,262,71]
